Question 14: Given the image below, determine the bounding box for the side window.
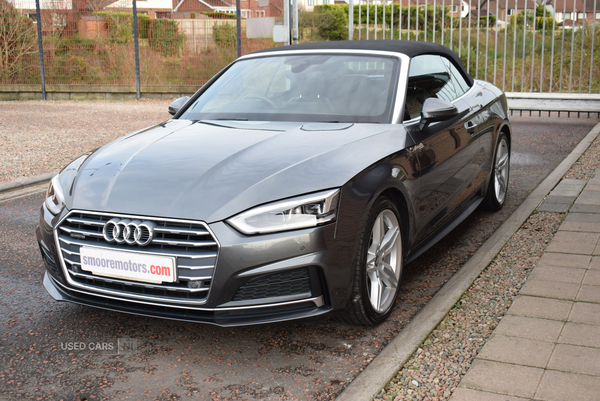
[405,55,458,120]
[442,56,471,97]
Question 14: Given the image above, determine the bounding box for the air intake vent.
[233,267,311,302]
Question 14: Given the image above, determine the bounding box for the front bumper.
[36,205,357,326]
[42,271,329,326]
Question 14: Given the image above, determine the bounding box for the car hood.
[67,119,409,222]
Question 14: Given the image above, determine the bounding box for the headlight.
[44,175,66,215]
[227,189,340,235]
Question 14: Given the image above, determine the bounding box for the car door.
[403,55,481,246]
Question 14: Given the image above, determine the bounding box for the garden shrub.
[213,23,237,47]
[314,4,348,40]
[93,11,150,41]
[149,19,186,57]
[479,14,497,27]
[201,12,237,19]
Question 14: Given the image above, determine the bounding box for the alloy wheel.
[494,137,510,204]
[366,209,403,314]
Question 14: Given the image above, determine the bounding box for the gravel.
[377,128,600,401]
[565,132,600,180]
[0,100,171,184]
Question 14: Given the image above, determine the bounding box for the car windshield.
[179,54,400,123]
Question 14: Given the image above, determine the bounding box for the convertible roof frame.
[252,40,474,86]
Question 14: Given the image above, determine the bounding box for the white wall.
[8,0,72,10]
[105,0,173,9]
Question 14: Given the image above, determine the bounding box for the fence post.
[132,0,141,100]
[293,0,298,44]
[35,0,46,100]
[349,0,354,40]
[236,0,242,57]
[283,0,290,45]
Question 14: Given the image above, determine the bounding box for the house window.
[596,12,600,19]
[507,9,514,16]
[578,12,585,19]
[564,12,572,19]
[451,5,458,12]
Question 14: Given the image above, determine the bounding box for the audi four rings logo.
[102,218,157,246]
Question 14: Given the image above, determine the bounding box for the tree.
[0,0,37,83]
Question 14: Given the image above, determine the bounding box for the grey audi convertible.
[37,40,511,326]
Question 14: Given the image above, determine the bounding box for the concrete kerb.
[336,121,600,401]
[0,172,57,195]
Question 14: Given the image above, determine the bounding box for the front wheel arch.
[379,188,411,255]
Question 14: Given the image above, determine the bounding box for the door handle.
[465,121,478,135]
[407,143,424,153]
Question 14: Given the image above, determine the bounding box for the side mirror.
[419,98,458,130]
[168,96,190,116]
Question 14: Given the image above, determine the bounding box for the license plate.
[80,246,176,284]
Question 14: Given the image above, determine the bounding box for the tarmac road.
[0,115,598,400]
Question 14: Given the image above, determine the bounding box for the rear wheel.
[481,132,510,211]
[340,197,403,326]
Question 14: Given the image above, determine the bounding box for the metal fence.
[1,0,599,97]
[0,0,280,93]
[350,0,600,94]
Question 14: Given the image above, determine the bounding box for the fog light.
[188,281,201,289]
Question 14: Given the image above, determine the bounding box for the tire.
[481,132,510,211]
[340,197,404,326]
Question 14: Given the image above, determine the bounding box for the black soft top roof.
[252,40,474,85]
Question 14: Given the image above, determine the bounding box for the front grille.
[233,267,311,302]
[56,211,219,305]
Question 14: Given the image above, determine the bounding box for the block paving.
[451,171,600,401]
